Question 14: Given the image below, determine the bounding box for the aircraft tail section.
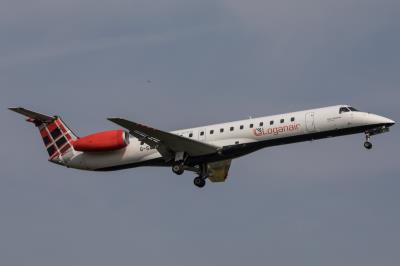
[9,107,78,162]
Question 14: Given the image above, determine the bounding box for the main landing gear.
[193,164,208,188]
[364,132,372,150]
[171,162,208,189]
[172,152,186,175]
[193,176,206,188]
[172,160,208,188]
[172,162,184,175]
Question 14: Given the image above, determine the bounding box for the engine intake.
[72,130,129,152]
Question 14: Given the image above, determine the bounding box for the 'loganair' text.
[253,123,301,137]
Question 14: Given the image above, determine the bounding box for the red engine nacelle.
[72,130,130,152]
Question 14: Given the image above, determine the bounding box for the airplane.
[9,105,395,188]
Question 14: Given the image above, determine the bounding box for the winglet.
[9,107,54,123]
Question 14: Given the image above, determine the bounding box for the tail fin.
[9,107,78,162]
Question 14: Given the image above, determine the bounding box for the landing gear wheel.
[193,176,206,188]
[364,141,372,150]
[172,163,184,175]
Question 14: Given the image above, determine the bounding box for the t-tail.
[9,107,78,164]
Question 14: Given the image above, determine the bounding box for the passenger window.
[210,130,214,134]
[220,128,224,133]
[280,119,284,123]
[339,107,350,114]
[189,133,193,138]
[230,126,234,131]
[291,117,295,122]
[270,121,274,125]
[249,123,253,128]
[259,122,263,127]
[240,125,244,130]
[200,131,204,136]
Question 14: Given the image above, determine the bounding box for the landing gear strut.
[364,132,372,150]
[193,164,208,188]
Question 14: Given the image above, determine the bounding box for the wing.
[108,118,219,159]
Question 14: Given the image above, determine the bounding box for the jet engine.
[72,130,130,152]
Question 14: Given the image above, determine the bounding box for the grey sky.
[1,1,399,265]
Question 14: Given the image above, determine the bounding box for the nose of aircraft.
[386,118,395,127]
[375,115,395,127]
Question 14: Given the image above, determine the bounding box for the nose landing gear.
[364,141,372,150]
[364,132,372,150]
[363,126,391,150]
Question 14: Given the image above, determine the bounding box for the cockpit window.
[348,106,359,111]
[339,107,350,114]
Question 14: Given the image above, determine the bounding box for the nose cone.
[386,118,395,127]
[373,115,395,127]
[353,112,395,128]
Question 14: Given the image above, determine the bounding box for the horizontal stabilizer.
[9,107,54,123]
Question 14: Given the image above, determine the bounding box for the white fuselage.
[63,105,394,171]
